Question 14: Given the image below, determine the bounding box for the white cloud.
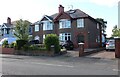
[89,0,119,7]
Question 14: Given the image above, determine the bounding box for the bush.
[44,34,60,53]
[29,45,46,51]
[9,42,16,48]
[16,40,28,50]
[2,40,9,48]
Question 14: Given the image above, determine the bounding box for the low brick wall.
[2,48,15,54]
[14,50,66,56]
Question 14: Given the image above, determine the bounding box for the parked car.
[60,40,74,50]
[29,40,40,44]
[106,39,115,51]
[0,37,17,46]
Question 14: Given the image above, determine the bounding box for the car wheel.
[106,49,108,51]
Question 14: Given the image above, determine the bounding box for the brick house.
[31,5,102,48]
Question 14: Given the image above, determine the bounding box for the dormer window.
[59,19,71,29]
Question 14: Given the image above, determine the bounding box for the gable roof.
[50,9,89,20]
[39,9,101,24]
[54,12,72,21]
[40,15,53,22]
[2,23,13,28]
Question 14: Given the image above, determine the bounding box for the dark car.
[29,40,40,44]
[60,40,74,50]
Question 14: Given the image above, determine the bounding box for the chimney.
[59,5,64,13]
[7,17,11,24]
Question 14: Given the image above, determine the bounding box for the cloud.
[89,0,119,7]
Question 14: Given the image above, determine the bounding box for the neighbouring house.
[0,17,15,38]
[0,17,32,45]
[31,5,102,48]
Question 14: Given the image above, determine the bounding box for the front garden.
[2,34,67,56]
[1,19,66,56]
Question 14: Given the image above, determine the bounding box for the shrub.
[16,40,28,50]
[2,40,9,48]
[44,34,60,53]
[9,42,16,48]
[22,44,29,51]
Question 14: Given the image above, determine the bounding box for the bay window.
[59,19,71,29]
[59,33,71,41]
[43,21,53,30]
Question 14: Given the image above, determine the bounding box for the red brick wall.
[2,47,15,54]
[115,38,120,58]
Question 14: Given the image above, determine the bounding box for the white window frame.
[59,19,71,29]
[77,19,84,28]
[59,33,71,41]
[43,21,53,30]
[97,23,99,29]
[35,24,39,32]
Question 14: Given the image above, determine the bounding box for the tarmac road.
[1,54,119,75]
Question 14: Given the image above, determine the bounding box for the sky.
[0,0,119,37]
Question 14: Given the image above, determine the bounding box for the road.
[0,54,119,75]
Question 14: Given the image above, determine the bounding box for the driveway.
[86,50,115,59]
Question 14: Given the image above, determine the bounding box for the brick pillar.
[115,38,120,58]
[50,45,55,56]
[78,43,84,57]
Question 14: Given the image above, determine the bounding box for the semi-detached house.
[31,5,102,48]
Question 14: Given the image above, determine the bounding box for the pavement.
[0,48,115,60]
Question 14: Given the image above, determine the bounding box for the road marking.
[113,69,120,71]
[25,62,74,68]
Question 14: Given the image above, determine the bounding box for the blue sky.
[0,0,119,37]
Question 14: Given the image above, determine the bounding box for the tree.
[14,19,31,40]
[112,25,120,37]
[96,18,107,34]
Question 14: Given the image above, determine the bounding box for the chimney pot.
[59,5,64,13]
[7,17,11,24]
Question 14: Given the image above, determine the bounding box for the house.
[0,17,15,38]
[31,5,102,48]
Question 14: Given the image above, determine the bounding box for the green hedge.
[44,34,60,53]
[16,40,28,50]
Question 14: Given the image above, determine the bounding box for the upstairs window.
[35,24,39,32]
[59,19,71,29]
[97,23,99,29]
[43,21,53,30]
[77,19,84,28]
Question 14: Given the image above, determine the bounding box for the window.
[29,27,32,34]
[59,33,71,41]
[43,21,53,30]
[77,19,84,28]
[97,23,99,29]
[35,25,39,32]
[59,19,71,29]
[97,36,100,43]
